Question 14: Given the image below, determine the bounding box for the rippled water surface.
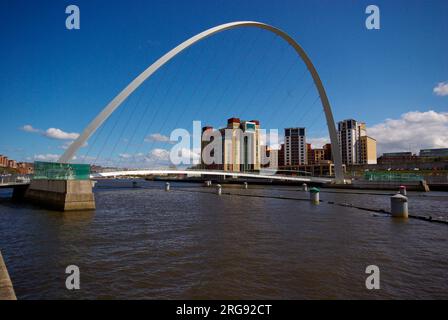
[1,180,447,299]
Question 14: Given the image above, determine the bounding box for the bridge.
[0,175,31,188]
[9,20,346,210]
[91,169,333,183]
[1,169,332,188]
[58,20,344,184]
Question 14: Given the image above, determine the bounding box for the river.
[0,179,447,299]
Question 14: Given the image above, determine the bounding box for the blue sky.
[0,0,447,165]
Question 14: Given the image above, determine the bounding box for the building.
[17,162,34,174]
[278,161,346,177]
[306,144,312,164]
[323,143,332,161]
[338,119,362,165]
[0,155,8,167]
[306,142,333,165]
[278,144,285,167]
[284,127,306,166]
[200,126,221,170]
[306,144,326,165]
[261,146,278,169]
[7,159,17,169]
[312,148,326,164]
[0,155,34,173]
[201,117,261,172]
[377,152,416,165]
[337,119,376,165]
[360,136,377,164]
[419,148,448,157]
[383,152,413,158]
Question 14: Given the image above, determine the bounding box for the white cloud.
[148,148,170,161]
[174,147,201,163]
[144,133,173,143]
[433,81,448,96]
[21,124,80,141]
[118,149,170,163]
[118,153,133,159]
[119,149,171,168]
[368,110,448,155]
[44,128,79,140]
[116,147,200,168]
[21,124,40,133]
[307,137,330,149]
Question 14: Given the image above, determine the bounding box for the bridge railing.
[90,169,334,183]
[0,174,32,186]
[182,167,315,177]
[113,168,316,178]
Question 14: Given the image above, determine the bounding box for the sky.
[0,0,447,166]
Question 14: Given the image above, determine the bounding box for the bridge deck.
[91,169,334,183]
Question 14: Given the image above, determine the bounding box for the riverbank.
[0,251,16,300]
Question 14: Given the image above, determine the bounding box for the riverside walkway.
[0,251,16,300]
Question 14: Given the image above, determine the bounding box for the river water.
[0,179,447,299]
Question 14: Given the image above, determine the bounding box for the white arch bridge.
[60,20,345,184]
[91,169,334,184]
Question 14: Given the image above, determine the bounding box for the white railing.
[0,174,32,186]
[91,169,334,183]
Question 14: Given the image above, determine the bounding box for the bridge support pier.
[12,185,28,202]
[25,179,95,211]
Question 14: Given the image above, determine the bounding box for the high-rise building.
[201,117,261,172]
[337,119,376,165]
[337,119,361,165]
[360,136,377,164]
[284,127,306,166]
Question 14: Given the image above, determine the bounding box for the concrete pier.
[25,179,95,211]
[0,251,16,300]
